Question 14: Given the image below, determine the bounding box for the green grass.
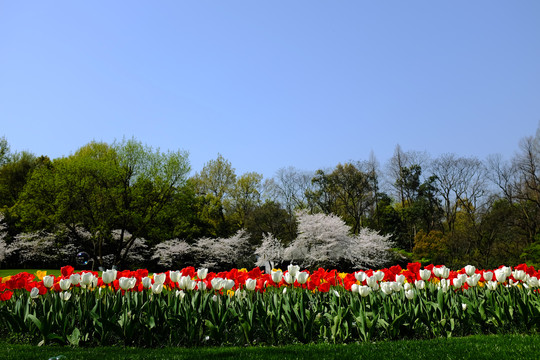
[1,334,539,360]
[0,269,63,278]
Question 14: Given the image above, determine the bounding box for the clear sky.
[1,1,539,179]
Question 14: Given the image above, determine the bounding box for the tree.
[0,136,9,166]
[284,211,392,270]
[192,229,252,270]
[254,233,285,271]
[0,151,46,209]
[244,200,297,246]
[192,154,237,237]
[306,163,375,234]
[16,139,191,267]
[229,172,263,227]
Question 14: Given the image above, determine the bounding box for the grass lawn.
[1,334,539,360]
[0,269,63,278]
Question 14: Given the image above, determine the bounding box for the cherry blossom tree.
[193,229,252,270]
[284,211,392,270]
[255,233,285,271]
[151,239,192,269]
[0,213,7,265]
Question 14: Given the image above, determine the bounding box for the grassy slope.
[1,335,540,360]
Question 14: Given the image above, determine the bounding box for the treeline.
[0,129,540,271]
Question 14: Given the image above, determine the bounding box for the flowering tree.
[193,229,252,270]
[284,211,392,270]
[151,239,192,269]
[255,233,285,271]
[0,213,7,265]
[4,231,77,268]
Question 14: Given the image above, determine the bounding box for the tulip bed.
[0,263,539,347]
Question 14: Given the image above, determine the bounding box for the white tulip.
[464,265,476,276]
[271,270,283,284]
[153,273,166,285]
[358,285,372,297]
[245,278,257,291]
[59,278,72,291]
[69,273,81,286]
[152,283,163,294]
[80,272,94,286]
[350,284,359,293]
[102,269,117,284]
[43,275,54,288]
[197,268,208,280]
[296,271,309,285]
[284,272,294,285]
[419,269,431,281]
[142,277,152,289]
[287,264,300,277]
[483,271,493,282]
[405,289,415,300]
[169,270,181,283]
[415,280,425,290]
[354,271,367,282]
[30,287,40,299]
[59,291,72,301]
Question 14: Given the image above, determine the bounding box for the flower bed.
[1,263,539,346]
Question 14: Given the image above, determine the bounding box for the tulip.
[169,270,181,283]
[354,271,367,282]
[462,303,467,311]
[486,281,498,290]
[380,282,393,295]
[391,281,403,292]
[483,271,494,282]
[395,274,406,284]
[197,268,208,280]
[452,277,464,288]
[405,289,415,300]
[30,287,40,299]
[350,284,359,293]
[142,277,152,289]
[438,279,450,292]
[374,271,385,281]
[224,279,235,291]
[69,273,81,286]
[245,278,257,291]
[152,283,163,294]
[464,265,476,276]
[197,281,207,291]
[527,276,539,288]
[102,269,117,284]
[466,273,481,287]
[333,290,340,297]
[175,290,185,299]
[271,270,283,284]
[358,285,372,297]
[440,266,450,279]
[211,278,225,291]
[59,292,71,301]
[282,287,287,294]
[284,272,294,285]
[43,275,54,288]
[296,271,309,285]
[153,273,166,285]
[419,269,431,281]
[178,275,191,289]
[513,270,526,282]
[119,277,132,291]
[404,282,412,291]
[287,264,300,277]
[59,278,72,291]
[366,276,379,290]
[494,268,508,283]
[415,280,425,290]
[80,272,94,287]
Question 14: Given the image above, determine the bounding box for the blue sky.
[1,1,539,179]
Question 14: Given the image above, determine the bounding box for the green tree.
[306,163,375,234]
[16,139,190,267]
